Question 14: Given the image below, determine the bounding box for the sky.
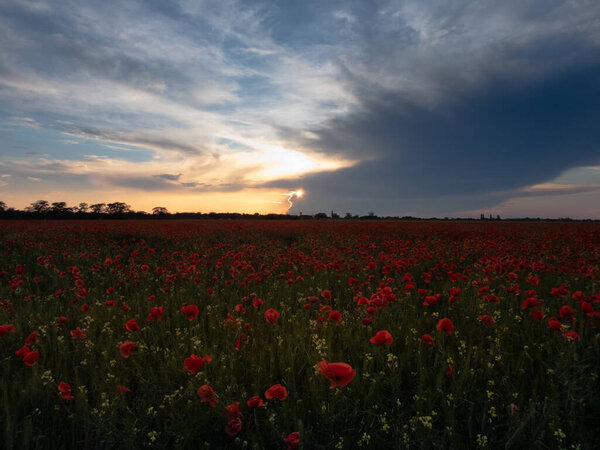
[1,0,600,218]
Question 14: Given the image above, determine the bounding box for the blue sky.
[1,0,599,217]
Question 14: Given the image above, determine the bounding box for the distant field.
[1,220,599,449]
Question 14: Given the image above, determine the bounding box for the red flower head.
[284,432,300,450]
[147,306,163,322]
[362,317,373,326]
[563,331,579,342]
[25,331,39,346]
[184,354,211,374]
[477,315,495,327]
[58,381,72,400]
[15,346,30,358]
[317,360,356,389]
[252,298,264,308]
[445,365,454,377]
[370,330,393,345]
[23,349,39,366]
[559,305,574,322]
[247,395,265,408]
[0,324,15,337]
[225,418,242,436]
[421,334,435,346]
[264,308,280,324]
[531,310,545,321]
[548,317,562,331]
[436,318,454,335]
[117,385,132,395]
[70,327,87,339]
[329,310,342,322]
[197,385,218,407]
[119,341,136,358]
[265,384,287,401]
[321,289,332,300]
[124,319,139,332]
[522,297,541,309]
[181,304,199,321]
[225,401,242,420]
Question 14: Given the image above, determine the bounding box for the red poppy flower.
[57,316,68,325]
[265,384,287,401]
[264,308,280,324]
[120,341,136,358]
[317,360,356,389]
[581,301,595,316]
[15,346,30,358]
[104,300,116,307]
[117,385,132,395]
[548,317,562,331]
[436,318,454,335]
[0,324,15,337]
[423,294,441,306]
[225,401,241,420]
[559,305,574,322]
[445,365,454,377]
[124,319,139,332]
[225,418,242,436]
[321,289,332,300]
[247,395,265,408]
[147,306,163,322]
[25,331,39,346]
[252,298,264,308]
[421,334,435,346]
[563,331,579,341]
[477,315,495,327]
[284,432,300,450]
[70,327,87,339]
[181,304,199,321]
[184,354,211,374]
[23,349,39,366]
[58,381,72,400]
[198,385,218,407]
[362,317,373,326]
[370,330,393,345]
[329,310,342,322]
[531,310,545,321]
[522,297,541,309]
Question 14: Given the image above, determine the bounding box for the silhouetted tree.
[78,202,89,213]
[107,202,131,214]
[51,202,70,212]
[90,203,107,213]
[26,200,50,213]
[152,206,168,215]
[0,201,6,211]
[314,212,328,219]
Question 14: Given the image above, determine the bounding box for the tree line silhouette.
[0,199,595,221]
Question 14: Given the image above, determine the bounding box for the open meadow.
[1,220,599,449]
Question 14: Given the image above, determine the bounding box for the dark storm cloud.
[268,57,600,215]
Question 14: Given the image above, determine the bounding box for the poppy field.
[1,220,599,449]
